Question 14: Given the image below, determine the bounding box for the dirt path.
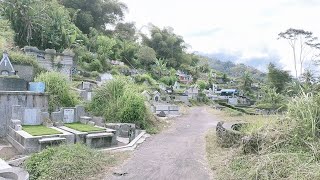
[109,107,219,180]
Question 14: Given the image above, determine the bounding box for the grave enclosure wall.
[0,91,49,137]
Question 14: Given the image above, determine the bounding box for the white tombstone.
[87,92,92,101]
[82,82,90,90]
[23,109,42,125]
[63,109,75,123]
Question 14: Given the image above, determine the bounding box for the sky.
[121,0,320,74]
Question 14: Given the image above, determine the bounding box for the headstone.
[63,109,75,123]
[87,92,92,101]
[82,82,90,90]
[23,109,42,125]
[51,111,62,122]
[75,105,86,122]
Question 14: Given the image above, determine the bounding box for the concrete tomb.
[52,106,117,148]
[7,106,73,154]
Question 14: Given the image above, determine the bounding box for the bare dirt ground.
[107,106,219,180]
[0,138,20,161]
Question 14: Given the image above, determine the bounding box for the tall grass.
[88,76,152,128]
[209,93,320,179]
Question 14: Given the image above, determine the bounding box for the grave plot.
[52,106,117,148]
[7,106,74,154]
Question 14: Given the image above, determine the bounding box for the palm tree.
[154,58,167,77]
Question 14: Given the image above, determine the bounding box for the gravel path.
[109,107,219,180]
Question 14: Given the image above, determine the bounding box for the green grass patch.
[65,123,104,132]
[22,125,62,136]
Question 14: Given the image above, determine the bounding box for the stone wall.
[0,78,27,91]
[24,46,74,79]
[0,91,49,137]
[14,65,34,82]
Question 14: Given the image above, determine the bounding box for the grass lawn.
[64,123,104,132]
[22,125,62,136]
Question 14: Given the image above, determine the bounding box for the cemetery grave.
[53,106,118,149]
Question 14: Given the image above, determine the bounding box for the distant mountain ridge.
[204,56,267,81]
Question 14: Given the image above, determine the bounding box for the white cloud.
[121,0,320,75]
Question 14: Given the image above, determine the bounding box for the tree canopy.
[60,0,128,34]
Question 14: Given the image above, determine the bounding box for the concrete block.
[80,116,91,124]
[88,121,95,126]
[15,124,22,131]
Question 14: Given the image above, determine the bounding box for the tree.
[240,71,253,96]
[222,73,229,83]
[114,22,137,42]
[60,0,128,34]
[2,0,85,50]
[137,46,157,69]
[267,63,292,93]
[141,25,188,68]
[278,28,319,78]
[154,58,167,78]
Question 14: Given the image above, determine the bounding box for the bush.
[88,77,151,128]
[35,72,79,112]
[25,144,108,180]
[134,74,157,85]
[88,59,103,72]
[159,76,177,86]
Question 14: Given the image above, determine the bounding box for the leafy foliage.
[35,72,79,112]
[25,144,109,180]
[267,63,292,93]
[61,0,128,34]
[88,77,150,128]
[2,0,87,50]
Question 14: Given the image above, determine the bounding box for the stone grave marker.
[82,82,90,90]
[23,109,42,125]
[63,109,75,123]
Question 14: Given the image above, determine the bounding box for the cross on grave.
[0,52,15,76]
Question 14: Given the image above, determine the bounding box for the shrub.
[197,80,207,90]
[25,144,108,180]
[111,68,120,75]
[134,74,157,85]
[88,77,150,128]
[88,59,103,72]
[119,91,148,127]
[159,76,177,86]
[35,72,79,112]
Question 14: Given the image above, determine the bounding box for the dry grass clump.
[207,94,320,179]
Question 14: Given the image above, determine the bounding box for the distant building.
[176,70,193,84]
[219,89,239,97]
[185,87,199,99]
